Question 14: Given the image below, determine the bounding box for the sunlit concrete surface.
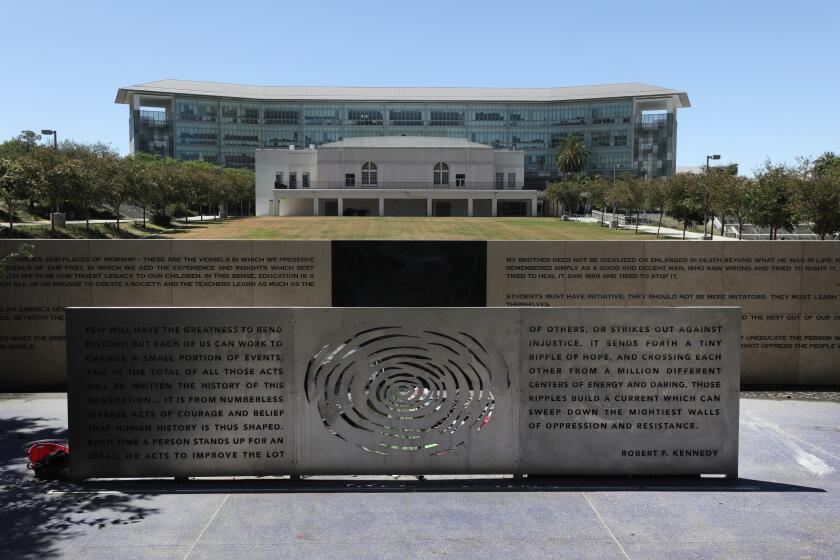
[1,393,838,559]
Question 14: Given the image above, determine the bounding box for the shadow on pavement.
[0,417,159,560]
[82,475,826,494]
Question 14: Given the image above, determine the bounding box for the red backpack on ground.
[24,440,70,480]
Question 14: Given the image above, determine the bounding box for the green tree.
[224,168,256,216]
[812,152,839,177]
[122,155,154,228]
[544,181,581,217]
[625,177,648,234]
[797,166,840,239]
[705,163,738,238]
[0,130,42,158]
[605,173,632,225]
[664,173,705,239]
[585,176,608,224]
[98,154,128,230]
[0,158,31,230]
[718,176,752,240]
[35,151,75,230]
[146,159,184,225]
[749,160,798,240]
[554,135,590,175]
[644,180,666,238]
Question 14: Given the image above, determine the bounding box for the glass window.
[495,172,504,188]
[304,108,341,125]
[302,172,310,189]
[264,108,298,125]
[390,110,423,126]
[345,174,355,187]
[433,162,449,186]
[592,132,610,147]
[289,173,297,189]
[348,110,383,126]
[508,172,516,188]
[222,127,260,146]
[220,102,261,124]
[361,162,378,185]
[176,98,217,122]
[222,150,254,170]
[263,128,298,148]
[430,110,464,126]
[177,125,218,146]
[474,111,504,122]
[455,174,465,187]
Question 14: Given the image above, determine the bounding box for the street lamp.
[704,154,721,239]
[41,129,58,152]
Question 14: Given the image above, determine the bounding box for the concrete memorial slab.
[486,240,840,384]
[66,307,740,479]
[0,240,331,386]
[3,239,838,387]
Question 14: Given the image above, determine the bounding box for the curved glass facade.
[132,94,678,185]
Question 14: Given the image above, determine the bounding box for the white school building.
[255,136,538,217]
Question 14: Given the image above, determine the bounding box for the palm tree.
[554,135,590,176]
[813,152,838,176]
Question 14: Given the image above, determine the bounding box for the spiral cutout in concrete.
[304,326,495,455]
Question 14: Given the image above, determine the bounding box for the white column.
[312,196,319,216]
[530,198,538,217]
[337,197,344,216]
[378,197,385,216]
[491,198,498,217]
[268,199,274,217]
[426,197,433,217]
[467,198,474,217]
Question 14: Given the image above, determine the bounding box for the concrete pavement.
[0,393,838,559]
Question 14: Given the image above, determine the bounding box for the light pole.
[704,154,720,239]
[41,129,58,152]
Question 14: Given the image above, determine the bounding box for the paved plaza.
[1,393,838,559]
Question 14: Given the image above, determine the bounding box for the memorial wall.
[2,239,838,387]
[0,240,330,386]
[487,241,840,385]
[67,307,740,479]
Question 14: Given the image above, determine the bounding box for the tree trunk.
[656,210,663,239]
[116,202,120,230]
[683,221,687,240]
[635,208,640,235]
[738,220,743,240]
[142,206,146,228]
[709,214,714,240]
[720,214,725,237]
[7,198,13,230]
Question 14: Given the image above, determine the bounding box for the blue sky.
[1,0,837,174]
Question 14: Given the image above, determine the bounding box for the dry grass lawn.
[163,217,660,240]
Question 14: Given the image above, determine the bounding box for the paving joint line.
[183,493,229,560]
[582,491,631,560]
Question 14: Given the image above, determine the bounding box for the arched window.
[361,161,378,186]
[433,162,449,186]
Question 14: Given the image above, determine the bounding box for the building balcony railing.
[274,181,527,191]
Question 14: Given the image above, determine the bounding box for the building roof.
[318,136,493,149]
[115,80,690,107]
